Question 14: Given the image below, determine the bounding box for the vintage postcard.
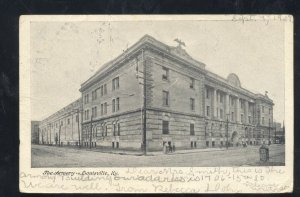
[20,15,293,193]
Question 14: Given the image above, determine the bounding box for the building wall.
[39,98,82,146]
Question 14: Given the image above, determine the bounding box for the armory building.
[39,35,274,151]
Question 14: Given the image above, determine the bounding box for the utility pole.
[58,123,61,146]
[269,119,271,145]
[77,110,81,148]
[142,48,147,155]
[89,114,93,149]
[226,114,229,149]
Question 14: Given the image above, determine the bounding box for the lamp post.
[268,120,271,145]
[226,114,230,149]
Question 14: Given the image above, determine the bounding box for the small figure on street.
[172,144,175,152]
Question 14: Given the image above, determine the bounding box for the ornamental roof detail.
[227,73,241,88]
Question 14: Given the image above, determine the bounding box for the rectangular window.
[104,102,107,114]
[206,88,209,99]
[101,86,103,96]
[190,78,194,89]
[248,116,251,124]
[206,106,210,116]
[262,117,265,125]
[117,123,120,136]
[220,109,224,119]
[220,94,223,103]
[76,115,79,122]
[101,104,103,115]
[92,106,97,118]
[190,98,195,111]
[241,114,244,123]
[162,120,169,134]
[104,84,107,95]
[262,106,264,113]
[112,99,115,112]
[231,97,234,106]
[87,94,89,103]
[269,108,271,114]
[162,67,169,80]
[190,124,195,136]
[112,77,119,91]
[67,118,70,124]
[87,109,90,120]
[116,97,120,111]
[163,91,169,106]
[113,124,116,136]
[231,112,234,121]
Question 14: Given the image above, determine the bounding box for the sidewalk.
[80,144,264,156]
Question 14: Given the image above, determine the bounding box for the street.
[31,144,285,167]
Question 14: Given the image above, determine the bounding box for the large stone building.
[38,98,82,146]
[78,35,275,151]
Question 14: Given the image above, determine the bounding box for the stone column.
[213,89,217,118]
[245,100,249,124]
[225,94,230,115]
[236,98,240,123]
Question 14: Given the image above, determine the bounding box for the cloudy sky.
[30,18,285,123]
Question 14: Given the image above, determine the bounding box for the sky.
[30,19,285,123]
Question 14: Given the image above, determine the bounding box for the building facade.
[39,98,82,146]
[79,35,275,151]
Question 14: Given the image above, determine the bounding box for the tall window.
[162,120,169,134]
[163,91,169,106]
[262,117,265,125]
[104,84,107,95]
[162,67,169,80]
[101,104,103,115]
[220,94,223,103]
[92,106,97,118]
[100,85,103,96]
[86,109,90,120]
[112,77,119,91]
[67,118,70,124]
[269,108,271,114]
[76,115,79,122]
[206,88,209,99]
[104,102,107,114]
[262,106,264,113]
[112,99,115,112]
[241,114,244,123]
[92,89,98,100]
[84,94,89,104]
[116,97,120,111]
[248,116,251,124]
[231,97,234,106]
[190,124,195,136]
[220,109,224,119]
[206,106,210,116]
[231,112,234,121]
[190,78,195,89]
[190,98,195,111]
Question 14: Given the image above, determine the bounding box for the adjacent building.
[38,98,82,146]
[37,35,276,151]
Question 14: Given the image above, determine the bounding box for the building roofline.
[80,34,206,92]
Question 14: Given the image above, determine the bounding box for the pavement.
[31,144,285,167]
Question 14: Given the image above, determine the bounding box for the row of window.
[163,90,195,111]
[84,98,120,120]
[162,121,195,135]
[162,67,195,89]
[44,115,80,129]
[84,77,119,104]
[83,123,121,137]
[262,106,272,114]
